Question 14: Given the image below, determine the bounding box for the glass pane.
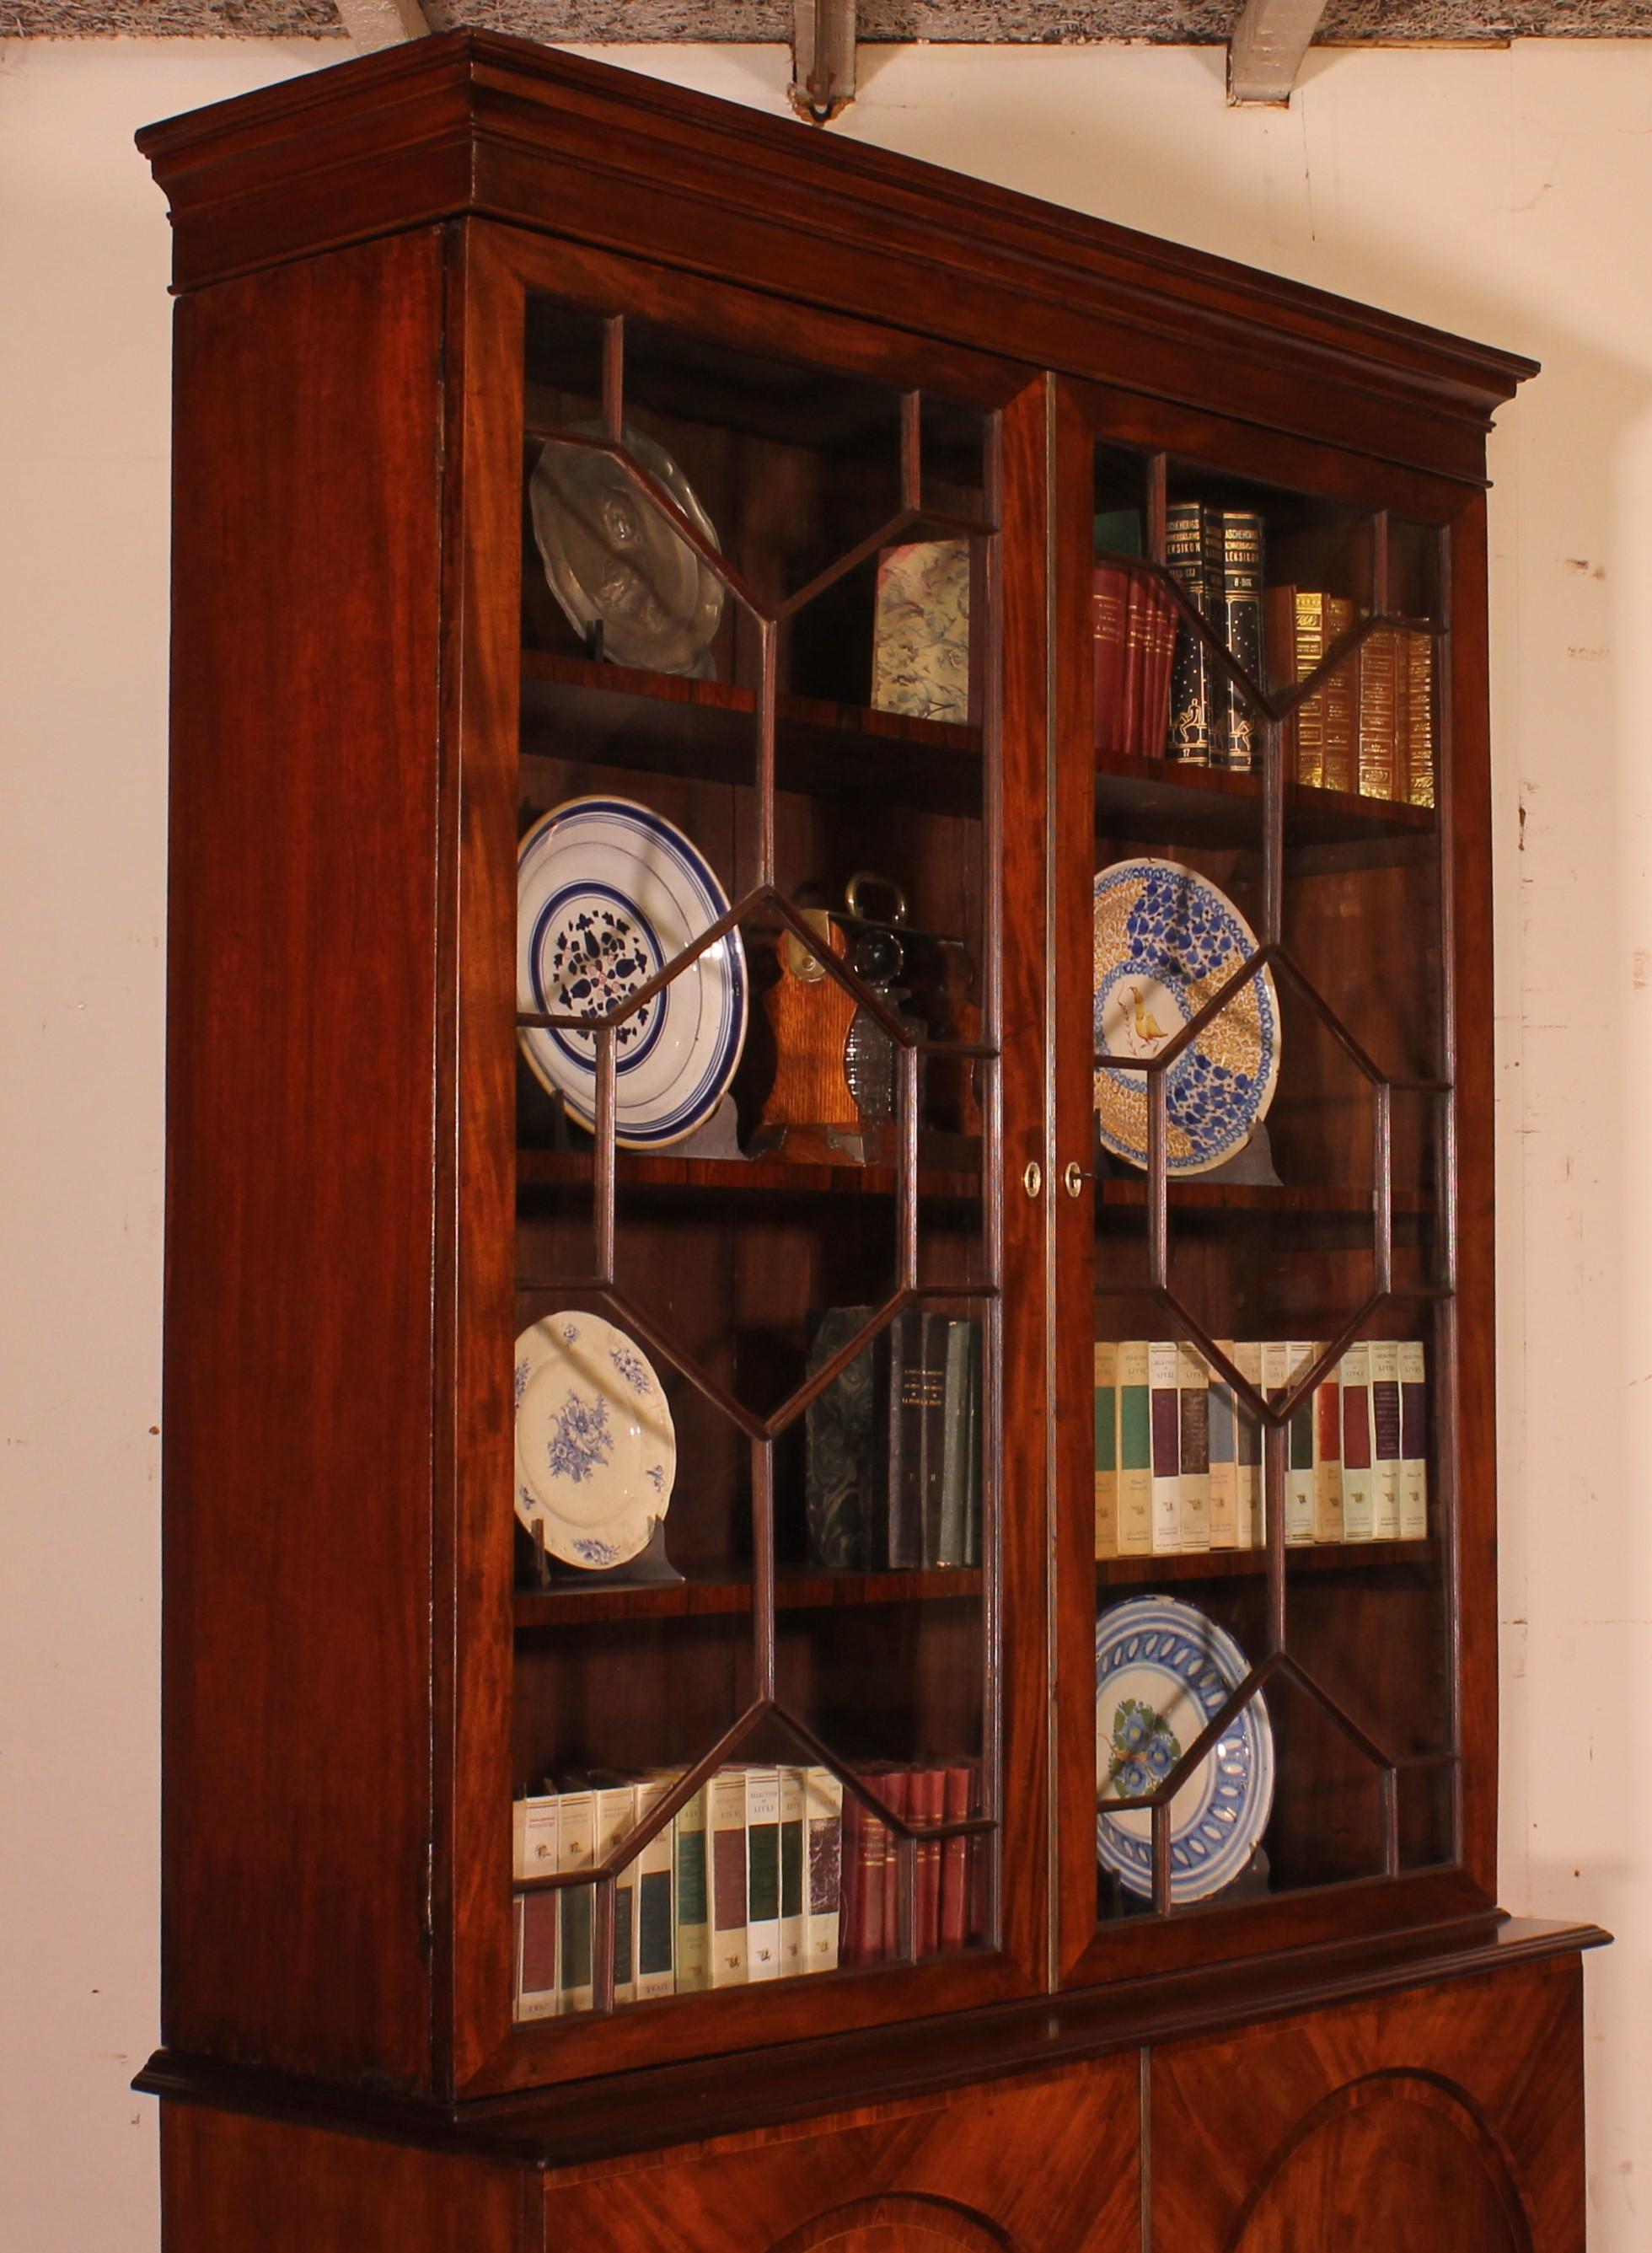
[512,293,1002,2018]
[1085,430,1456,1936]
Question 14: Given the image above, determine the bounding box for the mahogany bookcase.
[137,32,1606,2252]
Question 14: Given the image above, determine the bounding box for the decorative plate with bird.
[1092,857,1279,1175]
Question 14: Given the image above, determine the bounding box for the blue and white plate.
[1095,1594,1274,1903]
[1092,857,1279,1175]
[518,797,747,1149]
[514,1313,676,1570]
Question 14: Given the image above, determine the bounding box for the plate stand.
[524,1516,684,1590]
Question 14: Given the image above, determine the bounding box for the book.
[913,1765,945,1960]
[1176,1341,1211,1553]
[1165,501,1219,764]
[1399,1338,1429,1538]
[517,1886,560,2024]
[937,1317,981,1568]
[1311,1349,1345,1544]
[1093,561,1130,756]
[839,1784,863,1966]
[709,1767,748,1987]
[1369,1338,1404,1540]
[803,1766,844,1972]
[777,1766,807,1978]
[879,1768,911,1961]
[1357,626,1400,799]
[743,1766,783,1983]
[1148,1339,1183,1553]
[1207,1344,1238,1549]
[1322,598,1359,791]
[1339,1343,1376,1542]
[592,1781,639,2008]
[1263,1340,1315,1547]
[1116,1340,1154,1556]
[1270,586,1325,786]
[1219,510,1264,771]
[514,1788,560,1886]
[671,1782,711,1993]
[555,1785,596,2016]
[1233,1338,1263,1549]
[1405,630,1436,807]
[939,1763,972,1954]
[1093,1339,1118,1558]
[631,1778,675,2004]
[871,538,975,725]
[805,1306,877,1569]
[883,1308,948,1569]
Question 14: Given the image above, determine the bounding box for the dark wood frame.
[138,38,1601,2234]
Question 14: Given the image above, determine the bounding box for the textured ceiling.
[13,0,1652,38]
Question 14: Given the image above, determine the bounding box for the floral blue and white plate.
[514,1313,676,1570]
[1092,857,1279,1175]
[1095,1594,1274,1904]
[518,797,747,1148]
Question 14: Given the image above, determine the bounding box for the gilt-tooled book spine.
[1281,587,1326,786]
[1165,502,1215,765]
[632,1778,676,2004]
[804,1766,844,1972]
[1338,1342,1376,1543]
[1116,1339,1154,1557]
[1093,562,1130,757]
[1093,1338,1118,1559]
[1369,1339,1403,1539]
[940,1763,972,1954]
[937,1318,980,1569]
[1322,598,1359,792]
[914,1765,945,1960]
[1406,630,1437,807]
[709,1768,748,1987]
[805,1305,877,1570]
[889,1309,947,1570]
[1176,1341,1211,1553]
[1311,1348,1345,1545]
[1207,1343,1237,1550]
[878,1768,911,1962]
[1358,626,1400,799]
[1219,511,1264,772]
[1399,1338,1429,1538]
[1149,1339,1183,1553]
[671,1783,711,1993]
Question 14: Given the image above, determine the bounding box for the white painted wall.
[3,30,1647,2249]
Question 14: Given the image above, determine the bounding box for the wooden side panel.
[161,230,446,2085]
[1150,1955,1585,2253]
[540,2060,1140,2251]
[160,2104,536,2253]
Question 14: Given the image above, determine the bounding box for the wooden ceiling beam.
[1227,0,1332,104]
[333,0,431,51]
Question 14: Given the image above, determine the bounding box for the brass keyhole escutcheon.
[1064,1161,1086,1199]
[1022,1161,1042,1199]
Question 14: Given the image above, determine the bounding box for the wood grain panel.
[160,2102,536,2253]
[1150,1956,1584,2253]
[161,229,446,2087]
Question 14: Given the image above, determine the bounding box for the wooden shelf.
[514,1559,984,1628]
[1100,1540,1436,1586]
[1096,750,1435,849]
[521,651,983,814]
[1096,1180,1433,1217]
[518,1147,981,1201]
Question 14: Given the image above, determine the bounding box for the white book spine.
[593,1785,638,2008]
[672,1784,711,1993]
[1338,1343,1376,1542]
[779,1767,807,1977]
[709,1768,748,1987]
[1369,1339,1403,1540]
[1148,1340,1183,1553]
[1233,1340,1263,1549]
[1399,1338,1429,1538]
[1115,1341,1153,1556]
[803,1767,844,1973]
[1311,1345,1344,1544]
[555,1789,596,2016]
[1207,1341,1238,1549]
[631,1779,676,2004]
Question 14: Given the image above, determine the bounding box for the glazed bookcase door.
[1051,380,1496,1983]
[446,224,1049,2095]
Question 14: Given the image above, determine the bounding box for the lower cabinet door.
[541,2058,1140,2253]
[1147,1956,1585,2253]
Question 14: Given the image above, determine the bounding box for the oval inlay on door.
[770,2193,1015,2253]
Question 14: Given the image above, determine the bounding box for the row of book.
[1094,1338,1429,1558]
[805,1308,981,1573]
[511,1760,984,2022]
[1091,502,1436,805]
